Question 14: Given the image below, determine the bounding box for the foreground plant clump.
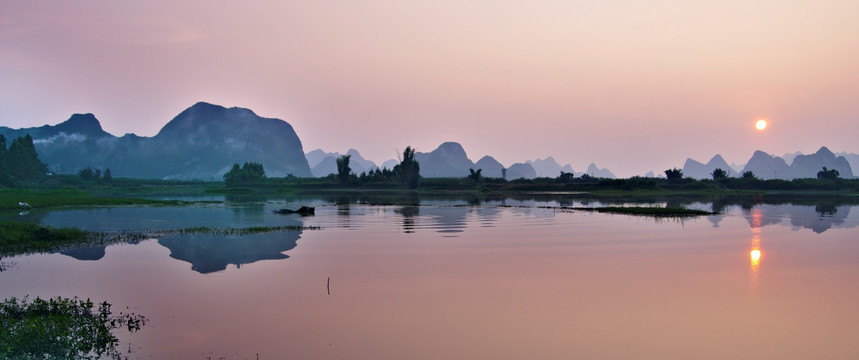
[0,296,146,359]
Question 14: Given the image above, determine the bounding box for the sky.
[2,0,858,177]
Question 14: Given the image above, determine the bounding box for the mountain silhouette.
[414,142,476,178]
[475,156,505,178]
[506,163,537,180]
[584,163,616,178]
[741,147,854,179]
[683,154,737,179]
[527,157,574,178]
[0,102,312,179]
[790,147,853,178]
[305,148,378,177]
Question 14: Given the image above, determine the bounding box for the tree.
[741,171,756,179]
[394,146,420,189]
[223,162,266,187]
[711,168,728,180]
[7,134,47,182]
[664,168,683,180]
[468,168,482,183]
[336,155,352,184]
[78,167,95,181]
[0,134,11,186]
[103,168,112,181]
[817,167,840,180]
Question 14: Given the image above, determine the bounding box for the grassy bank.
[0,188,182,212]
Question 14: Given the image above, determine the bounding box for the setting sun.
[755,119,768,131]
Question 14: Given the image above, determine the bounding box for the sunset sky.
[2,0,858,177]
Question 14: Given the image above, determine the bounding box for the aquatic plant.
[0,296,146,359]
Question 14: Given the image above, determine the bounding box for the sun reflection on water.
[750,209,763,288]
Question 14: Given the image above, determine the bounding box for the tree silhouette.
[224,162,266,186]
[741,171,756,179]
[7,134,47,182]
[336,155,352,184]
[468,168,482,183]
[711,168,728,180]
[395,146,420,189]
[664,168,683,180]
[817,167,840,180]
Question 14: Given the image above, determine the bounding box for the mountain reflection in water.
[158,231,302,274]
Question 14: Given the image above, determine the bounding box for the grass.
[0,188,181,212]
[0,221,320,257]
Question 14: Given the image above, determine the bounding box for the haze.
[2,0,858,177]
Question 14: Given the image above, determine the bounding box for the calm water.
[2,198,859,359]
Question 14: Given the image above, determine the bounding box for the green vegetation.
[224,162,266,187]
[0,134,48,186]
[0,188,180,212]
[711,168,728,180]
[0,296,146,359]
[818,167,840,180]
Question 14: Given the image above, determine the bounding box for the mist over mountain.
[526,157,574,178]
[682,155,737,180]
[836,152,859,175]
[0,102,312,179]
[506,163,538,180]
[305,148,378,177]
[584,163,616,178]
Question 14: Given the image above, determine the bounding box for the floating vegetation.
[558,206,716,217]
[0,296,146,359]
[0,221,320,257]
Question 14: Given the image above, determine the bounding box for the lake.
[2,196,859,359]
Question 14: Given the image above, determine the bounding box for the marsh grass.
[0,296,146,360]
[0,188,181,212]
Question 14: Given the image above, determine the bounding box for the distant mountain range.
[305,149,378,177]
[4,102,854,181]
[682,147,855,180]
[0,102,311,179]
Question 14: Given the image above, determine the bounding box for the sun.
[755,119,768,131]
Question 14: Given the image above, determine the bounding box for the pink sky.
[2,1,858,177]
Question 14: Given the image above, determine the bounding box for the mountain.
[836,152,859,175]
[381,159,399,170]
[741,151,792,179]
[414,142,476,178]
[741,147,854,179]
[1,102,312,179]
[790,147,853,179]
[506,163,537,180]
[305,149,338,168]
[527,157,574,178]
[584,163,616,178]
[474,156,505,178]
[682,154,737,180]
[310,156,338,177]
[305,149,378,177]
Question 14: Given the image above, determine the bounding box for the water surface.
[1,199,858,359]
